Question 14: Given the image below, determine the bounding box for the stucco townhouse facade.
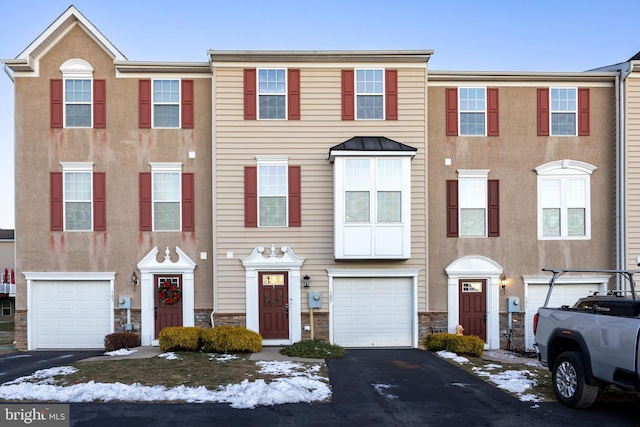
[1,6,625,351]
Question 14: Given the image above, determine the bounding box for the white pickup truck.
[534,268,640,408]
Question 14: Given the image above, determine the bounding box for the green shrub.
[281,339,345,359]
[104,332,141,352]
[424,333,484,357]
[158,326,203,352]
[201,326,262,353]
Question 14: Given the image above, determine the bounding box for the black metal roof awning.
[328,136,417,162]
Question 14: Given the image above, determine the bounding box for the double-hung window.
[152,164,181,231]
[446,170,499,238]
[63,165,93,231]
[345,158,402,223]
[258,69,286,119]
[258,158,288,226]
[551,88,576,136]
[356,69,384,119]
[459,88,486,136]
[153,80,180,128]
[65,79,92,127]
[536,160,595,239]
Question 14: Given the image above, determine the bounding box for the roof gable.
[6,5,126,72]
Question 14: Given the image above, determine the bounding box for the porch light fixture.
[303,275,310,288]
[500,274,507,293]
[131,271,138,287]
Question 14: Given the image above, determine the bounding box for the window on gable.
[53,59,105,129]
[258,69,286,119]
[356,69,384,119]
[551,88,577,136]
[459,88,486,136]
[153,80,180,128]
[65,79,92,127]
[536,160,595,239]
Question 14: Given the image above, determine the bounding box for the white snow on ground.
[157,352,181,360]
[0,357,330,409]
[104,348,137,356]
[373,383,398,400]
[437,350,543,403]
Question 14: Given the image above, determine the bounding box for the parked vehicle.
[534,268,640,408]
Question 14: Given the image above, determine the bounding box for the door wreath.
[158,280,182,305]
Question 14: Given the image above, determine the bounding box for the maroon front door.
[259,272,289,339]
[155,275,183,339]
[459,279,486,341]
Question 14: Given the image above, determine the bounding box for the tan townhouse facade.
[1,6,625,352]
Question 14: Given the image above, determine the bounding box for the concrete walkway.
[78,346,324,363]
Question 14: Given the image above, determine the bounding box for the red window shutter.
[341,69,355,120]
[578,88,590,136]
[181,80,194,129]
[244,69,257,120]
[182,173,195,231]
[93,172,106,231]
[139,172,152,231]
[50,172,63,231]
[244,166,258,227]
[139,80,152,128]
[50,79,63,128]
[488,179,499,237]
[288,69,300,120]
[445,88,458,136]
[288,165,301,227]
[487,87,499,136]
[537,88,550,136]
[93,79,106,129]
[446,180,459,237]
[385,69,398,120]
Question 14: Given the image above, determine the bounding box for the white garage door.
[525,283,601,351]
[333,277,412,347]
[34,281,112,349]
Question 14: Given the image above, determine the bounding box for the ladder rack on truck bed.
[541,268,640,307]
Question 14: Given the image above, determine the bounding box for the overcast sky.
[1,0,638,229]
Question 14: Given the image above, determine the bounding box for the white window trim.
[256,156,289,227]
[458,87,487,136]
[536,159,595,240]
[60,58,94,129]
[355,68,385,120]
[457,169,489,238]
[152,79,181,129]
[550,87,577,137]
[257,68,288,120]
[60,162,94,232]
[149,162,183,232]
[333,153,412,259]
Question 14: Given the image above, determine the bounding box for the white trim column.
[242,245,305,346]
[137,247,196,346]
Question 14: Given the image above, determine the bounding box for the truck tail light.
[533,312,539,335]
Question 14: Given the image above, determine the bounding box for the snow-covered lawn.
[437,350,544,405]
[0,353,331,409]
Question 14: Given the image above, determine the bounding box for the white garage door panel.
[525,283,601,351]
[34,281,111,349]
[333,278,412,347]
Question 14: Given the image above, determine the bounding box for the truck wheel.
[552,351,598,408]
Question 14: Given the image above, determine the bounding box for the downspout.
[616,71,624,290]
[209,57,217,328]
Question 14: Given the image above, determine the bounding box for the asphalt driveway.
[1,348,637,426]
